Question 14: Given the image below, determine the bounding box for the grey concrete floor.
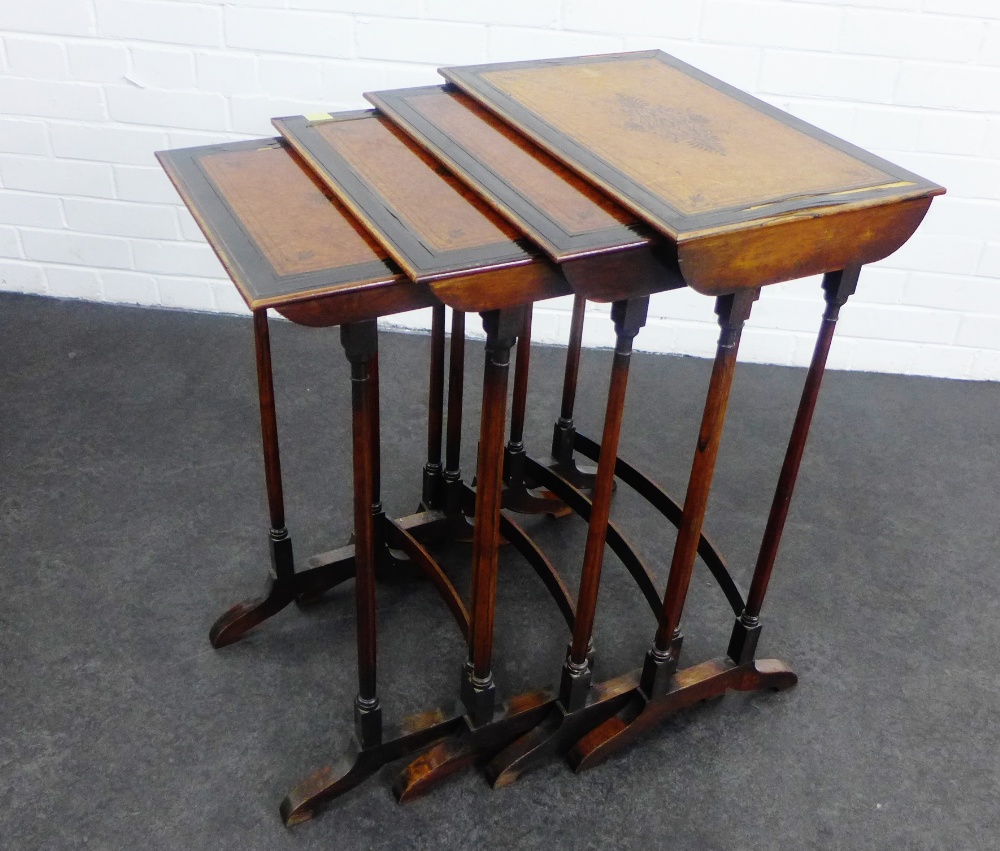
[1,292,998,850]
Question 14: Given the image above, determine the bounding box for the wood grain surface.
[314,115,520,254]
[478,56,895,217]
[199,144,389,277]
[405,89,634,236]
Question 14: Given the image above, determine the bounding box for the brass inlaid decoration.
[313,115,520,254]
[198,145,387,277]
[480,57,894,216]
[407,90,635,237]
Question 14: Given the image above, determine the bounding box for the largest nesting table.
[157,50,943,824]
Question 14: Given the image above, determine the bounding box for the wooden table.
[157,49,943,825]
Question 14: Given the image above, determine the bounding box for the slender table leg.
[421,304,446,511]
[550,294,599,488]
[647,290,759,679]
[345,322,382,745]
[393,307,578,802]
[461,307,523,726]
[728,267,860,663]
[442,310,474,536]
[486,297,650,786]
[503,307,569,516]
[569,289,797,772]
[280,320,461,825]
[209,309,297,648]
[207,307,480,650]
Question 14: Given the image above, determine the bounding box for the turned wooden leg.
[728,267,860,664]
[642,289,759,694]
[487,298,649,787]
[442,310,473,534]
[508,306,531,465]
[562,298,648,705]
[344,321,383,747]
[280,321,465,825]
[570,289,800,772]
[550,294,599,488]
[421,304,446,511]
[391,310,545,805]
[209,309,296,648]
[461,307,523,727]
[503,306,568,516]
[279,321,383,824]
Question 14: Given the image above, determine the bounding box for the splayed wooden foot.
[569,657,797,772]
[280,708,462,825]
[393,689,552,802]
[485,668,640,787]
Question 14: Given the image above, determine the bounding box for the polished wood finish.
[369,83,683,303]
[497,513,576,632]
[155,139,420,318]
[365,84,649,263]
[208,308,295,648]
[158,51,945,820]
[509,307,531,450]
[272,112,571,311]
[729,268,859,664]
[678,195,933,295]
[553,289,801,774]
[571,432,743,617]
[281,709,463,825]
[278,322,467,826]
[422,304,447,510]
[560,240,684,302]
[254,310,286,534]
[524,457,661,618]
[502,307,568,516]
[549,294,598,488]
[384,520,470,640]
[393,689,553,803]
[486,668,643,788]
[650,291,758,671]
[569,658,797,773]
[160,140,482,660]
[568,299,647,671]
[462,308,523,725]
[425,262,569,312]
[484,298,649,787]
[273,279,435,327]
[341,321,382,740]
[441,51,944,294]
[442,310,472,528]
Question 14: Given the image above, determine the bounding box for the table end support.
[208,528,296,648]
[280,708,462,826]
[569,657,797,774]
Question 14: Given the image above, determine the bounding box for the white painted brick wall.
[0,0,997,380]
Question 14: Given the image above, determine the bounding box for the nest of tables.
[156,51,943,825]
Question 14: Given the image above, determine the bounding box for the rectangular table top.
[156,138,406,312]
[366,84,652,264]
[441,51,945,294]
[273,110,545,285]
[441,51,943,241]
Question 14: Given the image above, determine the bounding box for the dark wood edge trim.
[156,139,402,311]
[275,278,438,327]
[365,85,652,263]
[273,112,540,283]
[440,50,945,240]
